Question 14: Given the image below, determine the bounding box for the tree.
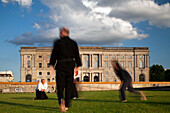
[149,64,165,81]
[165,69,170,81]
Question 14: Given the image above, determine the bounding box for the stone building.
[19,47,150,82]
[0,71,14,82]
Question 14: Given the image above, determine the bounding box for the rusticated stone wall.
[0,82,170,93]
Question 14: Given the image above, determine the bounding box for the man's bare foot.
[60,99,66,112]
[122,100,127,102]
[65,107,68,111]
[140,91,147,101]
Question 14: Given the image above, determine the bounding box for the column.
[136,55,138,67]
[144,55,146,68]
[80,71,82,82]
[147,55,149,67]
[98,54,101,67]
[91,73,93,82]
[146,55,149,67]
[91,54,93,67]
[88,54,91,68]
[81,54,84,68]
[101,73,102,82]
[21,55,24,68]
[31,54,34,68]
[100,54,102,67]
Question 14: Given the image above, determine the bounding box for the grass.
[0,91,170,113]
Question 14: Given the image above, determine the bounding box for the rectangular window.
[94,55,98,59]
[39,63,42,68]
[39,72,42,75]
[121,56,124,58]
[105,55,108,59]
[27,60,31,68]
[47,63,50,68]
[129,62,132,68]
[84,60,88,68]
[94,60,98,68]
[105,72,109,82]
[105,62,108,68]
[121,63,124,68]
[47,72,50,75]
[47,55,50,58]
[140,61,143,68]
[140,56,143,59]
[113,56,116,58]
[27,56,30,58]
[84,55,87,58]
[129,56,132,59]
[39,55,42,58]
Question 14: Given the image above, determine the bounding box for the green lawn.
[0,91,170,113]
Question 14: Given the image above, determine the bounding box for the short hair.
[111,60,122,71]
[60,27,69,34]
[41,79,45,82]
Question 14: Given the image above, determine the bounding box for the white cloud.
[33,23,41,29]
[1,0,8,3]
[1,0,32,8]
[15,0,32,8]
[37,0,147,45]
[101,0,170,27]
[9,0,170,45]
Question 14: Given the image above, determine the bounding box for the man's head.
[60,27,69,38]
[41,79,45,84]
[111,60,120,71]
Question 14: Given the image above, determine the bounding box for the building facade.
[19,47,150,82]
[0,71,14,82]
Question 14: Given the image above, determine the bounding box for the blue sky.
[0,0,170,82]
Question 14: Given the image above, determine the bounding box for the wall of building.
[0,82,170,93]
[20,47,150,82]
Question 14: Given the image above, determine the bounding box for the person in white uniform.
[34,79,48,100]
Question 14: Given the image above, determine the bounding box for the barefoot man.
[49,27,82,112]
[111,60,146,102]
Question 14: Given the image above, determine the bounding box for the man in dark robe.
[50,27,82,112]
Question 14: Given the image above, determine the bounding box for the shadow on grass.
[0,101,59,112]
[126,101,170,106]
[73,99,120,103]
[11,97,58,100]
[74,98,170,106]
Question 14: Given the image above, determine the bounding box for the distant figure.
[111,60,146,102]
[34,79,48,100]
[49,27,82,112]
[26,79,30,82]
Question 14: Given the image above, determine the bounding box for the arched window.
[26,74,32,82]
[47,78,50,82]
[139,74,145,82]
[94,76,99,82]
[27,60,31,68]
[105,72,109,82]
[140,61,143,68]
[83,76,89,82]
[52,78,55,82]
[37,78,41,82]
